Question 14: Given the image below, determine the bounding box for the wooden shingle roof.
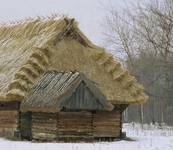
[20,70,114,112]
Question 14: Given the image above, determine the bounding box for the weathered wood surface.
[21,71,113,113]
[0,110,18,137]
[93,110,121,137]
[32,132,57,141]
[32,112,58,140]
[0,102,19,137]
[0,111,18,128]
[20,108,123,141]
[58,111,93,137]
[60,82,107,110]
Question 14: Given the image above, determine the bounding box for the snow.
[1,123,173,150]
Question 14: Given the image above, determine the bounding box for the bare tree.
[103,0,173,125]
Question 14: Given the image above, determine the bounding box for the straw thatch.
[0,15,148,104]
[20,70,114,112]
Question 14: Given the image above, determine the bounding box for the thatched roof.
[0,15,148,104]
[20,70,114,112]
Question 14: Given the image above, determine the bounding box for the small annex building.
[0,15,148,140]
[20,70,115,141]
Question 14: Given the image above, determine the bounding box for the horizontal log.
[59,119,91,121]
[59,122,91,125]
[94,129,120,132]
[32,129,57,134]
[58,128,92,132]
[32,116,57,120]
[58,132,92,136]
[32,124,57,128]
[93,121,120,124]
[59,119,92,122]
[32,126,57,131]
[0,124,17,128]
[93,117,120,120]
[32,112,57,117]
[59,115,92,118]
[93,115,120,118]
[0,118,17,121]
[59,118,92,121]
[93,116,120,119]
[93,118,120,120]
[58,135,93,138]
[32,125,57,129]
[94,127,120,131]
[93,122,120,125]
[93,134,120,137]
[58,126,92,129]
[0,120,18,124]
[32,117,57,120]
[94,112,120,115]
[0,128,16,132]
[93,130,120,134]
[94,132,120,135]
[59,112,92,115]
[59,123,92,126]
[32,120,57,124]
[0,111,17,118]
[32,132,57,140]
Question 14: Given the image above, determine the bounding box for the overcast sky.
[0,0,136,45]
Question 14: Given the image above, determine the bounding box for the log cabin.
[20,70,116,141]
[0,15,148,140]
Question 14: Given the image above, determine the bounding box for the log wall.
[0,102,19,137]
[32,113,58,141]
[20,108,123,141]
[58,111,93,138]
[93,110,121,138]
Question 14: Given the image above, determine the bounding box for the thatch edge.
[71,23,148,104]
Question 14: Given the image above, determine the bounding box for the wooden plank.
[0,120,18,124]
[32,132,57,140]
[32,126,57,131]
[0,110,18,130]
[32,120,57,124]
[31,113,58,140]
[32,128,57,134]
[0,124,17,128]
[0,111,17,118]
[93,110,121,138]
[58,111,92,137]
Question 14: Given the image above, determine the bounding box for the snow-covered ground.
[1,123,173,150]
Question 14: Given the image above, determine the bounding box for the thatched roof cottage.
[0,15,148,140]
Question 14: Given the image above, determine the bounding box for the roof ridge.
[0,15,67,39]
[0,14,65,28]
